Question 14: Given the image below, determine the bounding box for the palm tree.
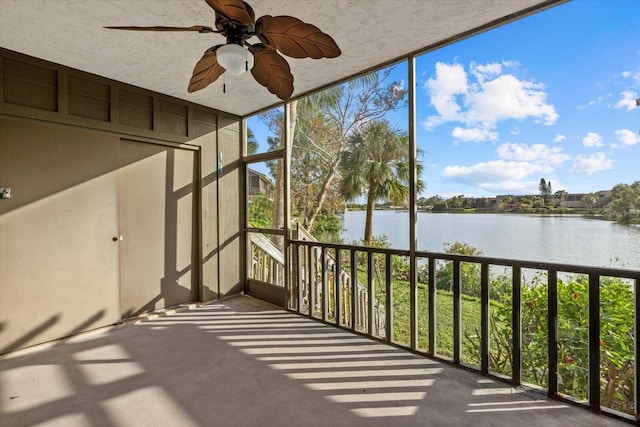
[246,128,258,156]
[339,119,424,244]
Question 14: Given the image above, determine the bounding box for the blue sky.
[413,0,639,198]
[249,0,639,199]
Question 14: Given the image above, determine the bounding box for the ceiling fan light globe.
[217,43,253,75]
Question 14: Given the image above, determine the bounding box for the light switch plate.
[0,188,11,199]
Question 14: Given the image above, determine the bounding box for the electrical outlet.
[0,188,11,199]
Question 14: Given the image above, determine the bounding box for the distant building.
[248,168,275,200]
[559,191,611,208]
[495,190,611,209]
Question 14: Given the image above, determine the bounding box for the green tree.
[539,178,552,196]
[581,193,597,211]
[518,196,534,209]
[339,119,424,244]
[287,92,344,230]
[260,68,406,235]
[611,182,640,218]
[539,178,552,206]
[435,242,483,294]
[449,195,466,209]
[631,180,640,208]
[532,196,545,208]
[247,192,274,228]
[554,190,568,207]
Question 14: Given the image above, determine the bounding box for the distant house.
[558,191,611,208]
[248,168,275,200]
[495,190,611,209]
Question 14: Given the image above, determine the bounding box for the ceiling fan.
[105,0,341,100]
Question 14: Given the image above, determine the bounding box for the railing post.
[453,259,461,364]
[428,257,436,355]
[321,246,328,322]
[350,249,357,332]
[480,263,490,375]
[335,249,342,326]
[548,270,558,397]
[292,242,299,312]
[588,272,600,412]
[269,257,274,283]
[367,251,374,336]
[410,254,418,351]
[409,53,418,353]
[308,245,314,317]
[386,253,392,342]
[298,245,303,311]
[512,266,522,385]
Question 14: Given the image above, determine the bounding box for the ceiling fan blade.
[188,46,226,93]
[104,25,216,33]
[256,16,341,59]
[204,0,253,26]
[250,45,294,100]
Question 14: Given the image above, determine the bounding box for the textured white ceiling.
[0,0,556,117]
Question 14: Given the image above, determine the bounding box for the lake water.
[341,211,640,271]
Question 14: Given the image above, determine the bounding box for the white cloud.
[440,142,571,193]
[615,129,640,146]
[465,75,558,126]
[569,153,614,175]
[621,70,640,86]
[470,61,519,78]
[469,61,513,83]
[578,95,604,109]
[582,132,604,147]
[553,134,567,143]
[424,62,468,128]
[614,91,638,111]
[442,160,548,186]
[423,61,558,141]
[496,143,569,165]
[451,126,498,141]
[441,160,552,194]
[423,61,558,136]
[481,181,541,193]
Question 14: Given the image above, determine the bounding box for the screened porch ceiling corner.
[0,0,562,117]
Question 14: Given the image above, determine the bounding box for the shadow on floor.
[0,296,628,426]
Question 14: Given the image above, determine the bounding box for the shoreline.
[342,208,640,224]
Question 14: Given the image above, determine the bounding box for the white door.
[118,139,196,317]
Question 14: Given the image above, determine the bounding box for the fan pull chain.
[223,74,226,94]
[245,49,249,72]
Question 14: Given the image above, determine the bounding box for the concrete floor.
[0,296,630,426]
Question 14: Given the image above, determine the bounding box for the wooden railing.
[287,239,640,424]
[249,232,285,286]
[248,228,639,422]
[290,224,383,332]
[249,224,382,332]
